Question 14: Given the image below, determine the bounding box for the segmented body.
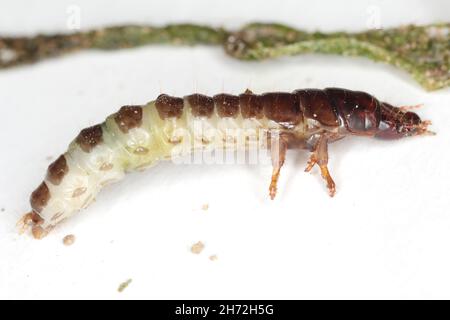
[24,88,429,239]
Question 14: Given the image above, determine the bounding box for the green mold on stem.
[225,23,449,91]
[0,22,448,91]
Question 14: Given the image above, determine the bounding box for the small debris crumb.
[63,234,76,246]
[118,279,132,293]
[201,203,209,211]
[46,156,53,161]
[190,241,205,254]
[1,208,5,212]
[209,255,218,261]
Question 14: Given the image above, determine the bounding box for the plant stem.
[0,23,448,91]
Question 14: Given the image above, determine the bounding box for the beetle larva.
[19,88,433,239]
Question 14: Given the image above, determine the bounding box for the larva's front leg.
[268,134,287,200]
[304,133,340,197]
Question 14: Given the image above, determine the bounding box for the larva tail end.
[31,226,49,240]
[17,212,34,235]
[17,211,49,239]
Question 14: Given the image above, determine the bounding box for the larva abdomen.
[28,90,303,237]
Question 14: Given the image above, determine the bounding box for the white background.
[0,0,449,299]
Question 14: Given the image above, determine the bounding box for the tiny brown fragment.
[32,226,48,240]
[30,182,50,213]
[190,241,205,254]
[76,124,103,153]
[239,92,264,119]
[46,155,68,185]
[118,279,132,293]
[213,94,240,118]
[63,234,76,246]
[209,255,218,261]
[186,94,214,117]
[201,203,209,211]
[155,94,184,119]
[114,106,143,133]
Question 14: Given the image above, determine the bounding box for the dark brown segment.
[31,211,44,225]
[296,89,339,127]
[155,94,184,119]
[239,93,264,119]
[261,93,301,125]
[325,88,381,133]
[46,155,68,186]
[30,181,50,213]
[114,106,143,133]
[213,94,240,118]
[185,94,214,117]
[76,125,103,153]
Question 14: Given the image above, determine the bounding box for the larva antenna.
[400,103,424,111]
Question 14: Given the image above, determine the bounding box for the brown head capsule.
[322,88,430,139]
[374,103,431,139]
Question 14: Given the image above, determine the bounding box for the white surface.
[0,0,449,299]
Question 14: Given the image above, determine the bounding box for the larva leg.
[305,133,336,197]
[269,134,288,200]
[399,103,423,111]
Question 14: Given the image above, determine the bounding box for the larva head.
[374,103,433,139]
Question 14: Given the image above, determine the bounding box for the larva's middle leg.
[305,133,337,197]
[269,134,288,200]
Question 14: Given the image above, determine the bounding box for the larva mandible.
[19,88,433,239]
